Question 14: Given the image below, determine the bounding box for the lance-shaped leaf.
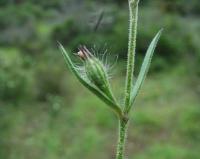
[58,43,123,118]
[127,29,163,112]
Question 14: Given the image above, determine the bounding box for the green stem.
[124,0,139,114]
[116,119,129,159]
[116,1,139,158]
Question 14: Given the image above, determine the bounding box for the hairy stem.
[124,0,139,114]
[116,1,139,159]
[116,119,129,159]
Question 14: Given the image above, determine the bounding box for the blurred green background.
[0,0,200,159]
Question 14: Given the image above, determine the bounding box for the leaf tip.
[158,28,164,37]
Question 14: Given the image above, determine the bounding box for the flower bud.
[77,46,114,99]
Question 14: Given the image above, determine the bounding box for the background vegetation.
[0,0,199,159]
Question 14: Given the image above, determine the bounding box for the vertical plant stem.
[124,0,139,114]
[116,1,139,158]
[116,119,128,159]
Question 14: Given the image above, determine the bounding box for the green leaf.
[129,29,163,111]
[58,43,123,118]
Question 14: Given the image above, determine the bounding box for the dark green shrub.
[156,0,200,15]
[34,56,66,101]
[0,49,32,102]
[52,19,83,46]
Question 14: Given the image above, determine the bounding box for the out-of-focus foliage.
[0,48,33,102]
[0,0,200,70]
[0,0,199,159]
[155,0,200,15]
